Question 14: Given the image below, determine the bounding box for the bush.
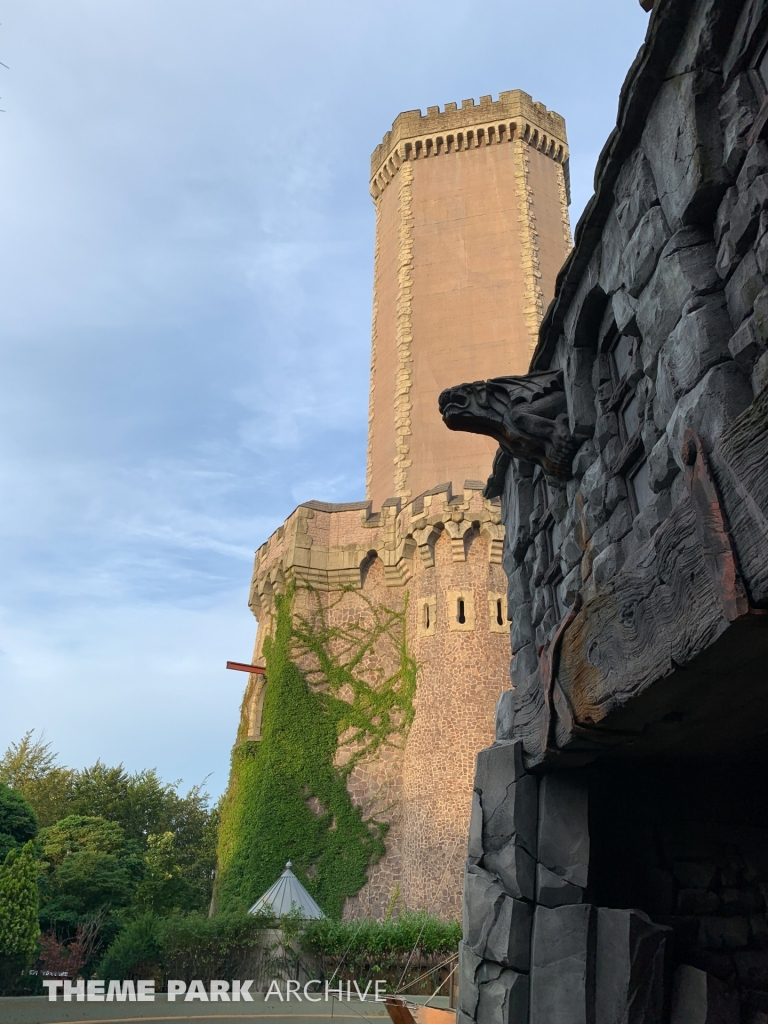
[303,913,460,991]
[96,910,273,987]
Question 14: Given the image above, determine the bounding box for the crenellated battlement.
[370,90,568,199]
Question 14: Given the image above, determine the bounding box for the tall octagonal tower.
[367,91,571,508]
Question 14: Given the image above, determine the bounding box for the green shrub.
[96,910,272,985]
[0,842,40,962]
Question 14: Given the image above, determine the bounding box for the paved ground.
[0,995,449,1024]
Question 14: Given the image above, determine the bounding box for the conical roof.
[247,861,326,920]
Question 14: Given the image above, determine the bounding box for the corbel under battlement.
[247,485,505,621]
[370,90,569,200]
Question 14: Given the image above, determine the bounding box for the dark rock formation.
[442,0,768,1020]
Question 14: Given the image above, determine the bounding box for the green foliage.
[97,910,271,984]
[0,842,40,962]
[303,912,460,988]
[0,732,219,917]
[0,732,74,828]
[38,816,144,934]
[215,583,417,918]
[0,783,38,863]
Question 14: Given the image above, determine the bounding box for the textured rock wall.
[456,0,768,1020]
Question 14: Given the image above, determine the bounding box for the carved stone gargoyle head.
[438,370,579,481]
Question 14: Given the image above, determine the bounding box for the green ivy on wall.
[214,583,417,919]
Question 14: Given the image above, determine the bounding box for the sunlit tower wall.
[366,90,571,509]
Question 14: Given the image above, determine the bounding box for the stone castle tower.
[235,91,570,918]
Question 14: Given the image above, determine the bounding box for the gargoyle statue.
[438,370,580,482]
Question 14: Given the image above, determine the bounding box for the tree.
[38,816,144,934]
[0,842,40,962]
[0,733,219,918]
[0,731,73,827]
[0,783,38,863]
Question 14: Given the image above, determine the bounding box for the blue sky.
[0,0,649,800]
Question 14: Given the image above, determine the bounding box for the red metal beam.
[226,661,266,675]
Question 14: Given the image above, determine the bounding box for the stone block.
[572,440,598,478]
[511,603,533,654]
[598,208,626,296]
[481,770,538,857]
[595,908,668,1024]
[670,965,739,1024]
[485,839,536,901]
[736,138,768,193]
[606,499,634,544]
[485,894,533,971]
[719,74,760,176]
[561,531,584,571]
[668,362,753,472]
[752,350,768,396]
[726,249,764,326]
[468,790,483,860]
[537,863,584,908]
[475,743,538,856]
[560,563,582,609]
[631,489,672,547]
[729,315,766,372]
[458,940,482,1019]
[728,173,768,257]
[580,453,607,508]
[620,205,670,297]
[510,643,537,688]
[715,186,738,247]
[698,916,750,949]
[605,475,628,515]
[476,970,529,1024]
[637,230,720,374]
[656,295,732,416]
[495,691,516,743]
[614,149,659,239]
[475,740,525,794]
[642,70,728,230]
[641,414,663,455]
[538,772,590,888]
[530,904,593,1024]
[592,542,625,588]
[613,288,641,336]
[648,433,680,493]
[507,564,530,607]
[463,866,532,971]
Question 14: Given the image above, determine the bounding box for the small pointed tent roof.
[247,862,326,920]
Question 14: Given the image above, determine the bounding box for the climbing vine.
[214,582,417,919]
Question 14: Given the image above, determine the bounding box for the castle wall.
[245,485,510,919]
[366,182,401,511]
[406,145,527,501]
